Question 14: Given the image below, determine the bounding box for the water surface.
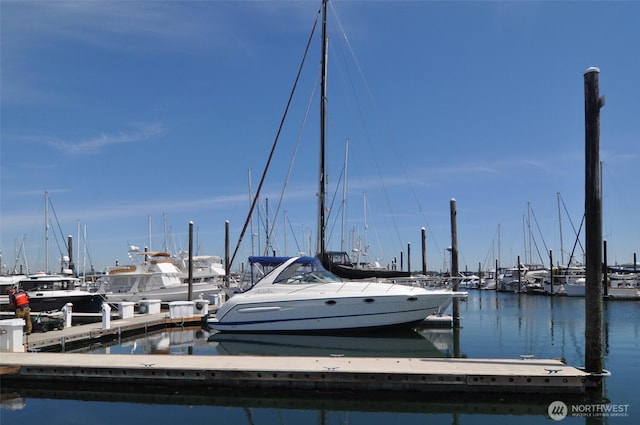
[2,292,637,424]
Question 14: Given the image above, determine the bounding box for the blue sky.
[1,0,638,275]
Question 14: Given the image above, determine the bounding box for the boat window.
[274,259,341,284]
[328,252,352,265]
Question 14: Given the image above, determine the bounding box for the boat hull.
[103,283,221,303]
[565,283,639,299]
[26,291,104,313]
[209,288,454,333]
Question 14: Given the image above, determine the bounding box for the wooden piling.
[517,255,522,292]
[603,240,608,297]
[421,227,427,276]
[449,198,460,328]
[495,259,498,297]
[549,250,554,295]
[225,220,230,288]
[67,235,74,276]
[584,66,604,375]
[188,221,194,301]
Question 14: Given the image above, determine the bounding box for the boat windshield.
[273,258,342,285]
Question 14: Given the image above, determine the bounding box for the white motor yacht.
[98,251,222,303]
[208,256,466,333]
[10,272,103,313]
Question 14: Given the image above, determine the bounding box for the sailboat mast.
[340,138,349,252]
[557,192,564,265]
[317,0,329,256]
[363,192,369,262]
[248,169,255,256]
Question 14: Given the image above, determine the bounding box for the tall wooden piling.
[584,67,604,375]
[517,255,522,292]
[225,220,230,288]
[421,227,427,276]
[495,259,499,298]
[188,221,194,301]
[67,235,75,276]
[603,240,608,297]
[549,250,554,295]
[450,198,460,328]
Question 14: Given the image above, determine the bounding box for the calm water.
[2,291,638,424]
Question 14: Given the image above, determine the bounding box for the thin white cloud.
[1,1,314,54]
[3,2,207,49]
[45,123,165,156]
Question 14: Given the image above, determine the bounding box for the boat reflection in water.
[87,328,214,355]
[84,325,454,359]
[209,326,453,358]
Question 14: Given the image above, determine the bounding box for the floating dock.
[1,351,591,395]
[17,312,204,352]
[0,311,596,396]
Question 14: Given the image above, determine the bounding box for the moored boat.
[563,272,639,299]
[318,251,411,280]
[173,253,226,284]
[208,256,465,333]
[498,265,527,292]
[11,272,103,313]
[97,250,222,303]
[0,275,25,297]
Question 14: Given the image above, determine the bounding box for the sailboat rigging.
[208,0,465,333]
[228,0,425,280]
[227,5,322,271]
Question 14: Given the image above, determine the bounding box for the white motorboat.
[498,265,527,292]
[173,253,226,284]
[459,274,482,289]
[0,275,25,296]
[208,256,465,333]
[11,272,104,313]
[546,265,585,295]
[608,271,639,299]
[565,273,639,299]
[480,270,498,290]
[97,250,222,303]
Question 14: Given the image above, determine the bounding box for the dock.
[0,311,596,396]
[18,311,205,352]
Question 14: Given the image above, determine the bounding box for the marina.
[1,0,638,424]
[0,299,601,397]
[1,291,637,424]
